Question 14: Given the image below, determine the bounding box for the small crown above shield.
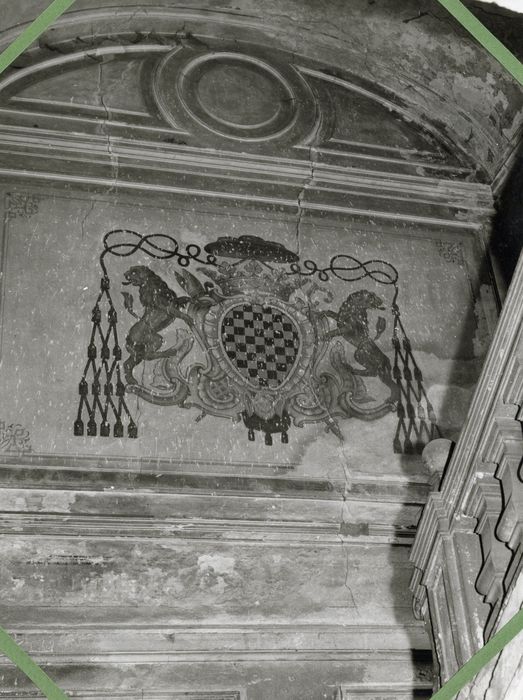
[200,259,300,300]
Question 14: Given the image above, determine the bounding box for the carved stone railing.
[410,250,523,692]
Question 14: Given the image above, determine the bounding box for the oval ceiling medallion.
[153,46,317,144]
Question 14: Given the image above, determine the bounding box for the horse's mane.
[345,289,382,309]
[130,267,178,307]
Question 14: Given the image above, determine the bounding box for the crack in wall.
[97,62,119,192]
[80,200,95,240]
[341,540,360,614]
[294,145,316,257]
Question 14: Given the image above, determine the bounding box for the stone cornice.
[0,512,416,546]
[0,693,239,700]
[0,126,493,230]
[1,625,428,659]
[0,461,429,502]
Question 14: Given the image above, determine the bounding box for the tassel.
[427,402,437,424]
[91,305,101,322]
[75,275,138,440]
[404,437,414,454]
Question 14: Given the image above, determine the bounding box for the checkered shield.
[221,303,301,389]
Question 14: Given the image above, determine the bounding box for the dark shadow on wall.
[490,145,523,291]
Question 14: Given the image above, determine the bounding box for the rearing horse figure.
[121,266,193,384]
[324,289,399,403]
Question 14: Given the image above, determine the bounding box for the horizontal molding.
[0,449,297,475]
[0,462,429,503]
[0,484,423,527]
[0,513,416,545]
[0,110,475,182]
[6,622,426,632]
[0,692,241,700]
[0,650,424,664]
[0,166,487,230]
[0,133,488,203]
[3,625,429,658]
[336,683,433,698]
[0,127,492,229]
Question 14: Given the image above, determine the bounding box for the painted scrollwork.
[75,232,439,452]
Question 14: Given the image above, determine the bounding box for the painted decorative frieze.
[73,230,437,452]
[0,192,490,473]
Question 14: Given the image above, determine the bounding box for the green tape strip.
[0,625,70,699]
[435,0,523,85]
[0,0,77,76]
[429,607,523,699]
[0,0,521,699]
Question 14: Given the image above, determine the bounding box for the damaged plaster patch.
[197,553,236,576]
[197,554,238,594]
[40,490,78,512]
[5,490,78,513]
[339,522,369,537]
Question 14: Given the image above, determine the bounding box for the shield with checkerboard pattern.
[220,302,301,389]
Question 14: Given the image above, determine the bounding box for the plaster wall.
[0,2,516,697]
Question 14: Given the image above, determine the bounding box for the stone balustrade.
[410,250,523,693]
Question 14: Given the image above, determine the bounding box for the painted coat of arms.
[74,231,438,452]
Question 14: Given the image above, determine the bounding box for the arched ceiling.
[0,0,521,183]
